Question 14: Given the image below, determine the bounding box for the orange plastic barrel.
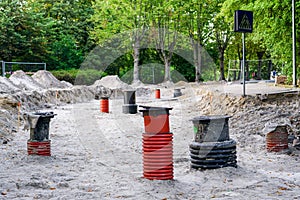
[144,114,170,133]
[266,126,288,152]
[140,106,172,134]
[100,98,109,113]
[27,140,51,156]
[155,89,161,99]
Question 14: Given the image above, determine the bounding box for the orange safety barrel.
[143,114,170,133]
[139,106,172,134]
[155,89,161,99]
[100,97,109,113]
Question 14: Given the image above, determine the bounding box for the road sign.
[234,10,253,96]
[234,10,253,33]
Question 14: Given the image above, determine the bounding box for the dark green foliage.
[75,69,106,85]
[47,35,84,70]
[0,1,50,62]
[51,69,106,85]
[172,53,195,82]
[51,69,79,84]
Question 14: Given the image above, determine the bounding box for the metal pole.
[242,33,246,96]
[292,0,297,87]
[152,66,155,84]
[44,63,47,70]
[1,61,5,77]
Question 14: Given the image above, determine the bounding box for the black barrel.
[191,115,231,143]
[189,115,237,169]
[123,90,136,105]
[123,90,137,114]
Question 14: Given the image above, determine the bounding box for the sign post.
[234,10,253,96]
[242,33,246,96]
[292,0,297,87]
[1,61,4,77]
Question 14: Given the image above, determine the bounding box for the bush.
[51,69,106,85]
[51,69,78,84]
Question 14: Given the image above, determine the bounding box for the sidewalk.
[202,81,300,96]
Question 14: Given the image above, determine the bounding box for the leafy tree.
[48,34,84,70]
[182,0,216,82]
[150,1,180,82]
[0,0,50,62]
[212,0,233,81]
[34,0,95,69]
[91,0,151,83]
[221,0,300,81]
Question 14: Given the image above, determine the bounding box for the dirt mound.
[0,77,21,93]
[93,75,132,98]
[93,75,131,90]
[9,70,45,90]
[61,81,73,88]
[32,70,72,89]
[175,80,189,87]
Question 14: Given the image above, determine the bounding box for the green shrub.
[51,69,106,85]
[51,69,78,84]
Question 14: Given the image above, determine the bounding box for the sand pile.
[9,70,45,91]
[93,75,131,90]
[93,75,132,98]
[175,80,189,87]
[32,70,72,89]
[0,77,21,93]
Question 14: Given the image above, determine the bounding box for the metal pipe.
[4,61,46,65]
[292,0,297,87]
[242,33,246,96]
[1,61,5,77]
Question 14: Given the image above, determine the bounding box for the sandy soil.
[0,71,300,199]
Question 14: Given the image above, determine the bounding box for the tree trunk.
[219,50,225,80]
[237,44,242,80]
[132,39,140,84]
[197,43,202,81]
[256,51,264,80]
[164,59,171,82]
[267,60,273,78]
[193,42,202,82]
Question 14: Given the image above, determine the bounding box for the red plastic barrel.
[155,89,160,99]
[143,114,170,133]
[266,126,288,152]
[100,98,109,113]
[142,133,173,180]
[140,106,172,134]
[27,140,51,156]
